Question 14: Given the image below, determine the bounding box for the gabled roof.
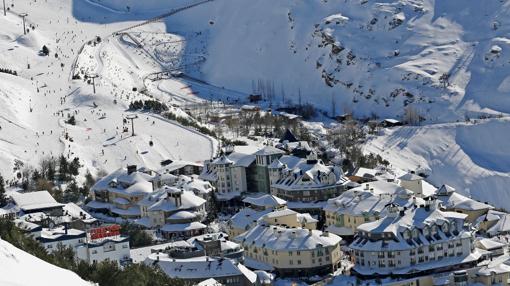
[398,173,422,181]
[437,191,493,211]
[212,155,234,165]
[242,194,286,208]
[254,146,285,156]
[11,191,63,211]
[279,129,298,143]
[235,224,341,251]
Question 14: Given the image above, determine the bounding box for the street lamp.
[3,0,6,16]
[125,114,138,136]
[19,13,27,35]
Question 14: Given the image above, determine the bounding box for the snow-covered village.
[1,0,510,286]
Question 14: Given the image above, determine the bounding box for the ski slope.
[365,118,510,210]
[0,0,217,180]
[0,238,91,286]
[79,0,510,121]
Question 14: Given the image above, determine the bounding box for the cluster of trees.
[120,223,153,248]
[129,100,169,114]
[65,115,76,125]
[327,122,389,171]
[0,175,7,207]
[14,156,91,204]
[0,67,18,76]
[163,111,217,137]
[0,219,184,286]
[223,112,302,139]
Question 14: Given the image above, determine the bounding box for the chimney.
[322,230,329,237]
[365,184,369,190]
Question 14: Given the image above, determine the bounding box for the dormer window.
[441,222,449,233]
[403,229,411,240]
[431,224,438,235]
[423,226,430,237]
[412,229,419,239]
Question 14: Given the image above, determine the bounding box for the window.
[297,260,301,265]
[289,251,292,256]
[297,251,301,256]
[289,260,293,265]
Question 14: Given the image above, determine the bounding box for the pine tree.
[58,155,69,182]
[41,45,49,56]
[0,175,7,207]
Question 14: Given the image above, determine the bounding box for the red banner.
[89,225,121,240]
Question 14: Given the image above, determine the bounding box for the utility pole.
[20,13,27,35]
[3,0,6,16]
[126,114,138,136]
[88,74,98,94]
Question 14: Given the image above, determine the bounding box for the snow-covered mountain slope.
[364,118,510,210]
[0,0,217,179]
[0,238,91,286]
[85,0,510,121]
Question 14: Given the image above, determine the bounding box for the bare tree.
[404,105,421,125]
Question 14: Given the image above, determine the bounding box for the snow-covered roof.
[158,160,203,173]
[488,213,510,235]
[476,238,506,250]
[271,155,347,191]
[111,205,141,217]
[235,224,341,251]
[227,152,256,168]
[146,255,255,281]
[477,256,510,276]
[254,146,285,156]
[242,194,286,208]
[92,167,155,192]
[197,278,223,286]
[263,208,297,219]
[63,203,96,223]
[324,187,424,217]
[437,191,493,211]
[398,173,422,181]
[212,155,234,165]
[230,208,272,231]
[167,210,198,220]
[39,226,86,241]
[143,187,206,212]
[160,222,207,233]
[352,201,470,252]
[11,191,63,211]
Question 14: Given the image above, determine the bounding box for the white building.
[200,152,255,200]
[37,225,131,265]
[235,223,342,276]
[87,165,155,219]
[350,198,480,278]
[10,190,64,216]
[75,236,131,265]
[137,186,207,239]
[145,255,257,286]
[228,202,317,238]
[323,181,425,237]
[268,153,347,202]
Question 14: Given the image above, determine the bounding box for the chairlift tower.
[88,73,98,94]
[126,114,138,136]
[19,13,28,35]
